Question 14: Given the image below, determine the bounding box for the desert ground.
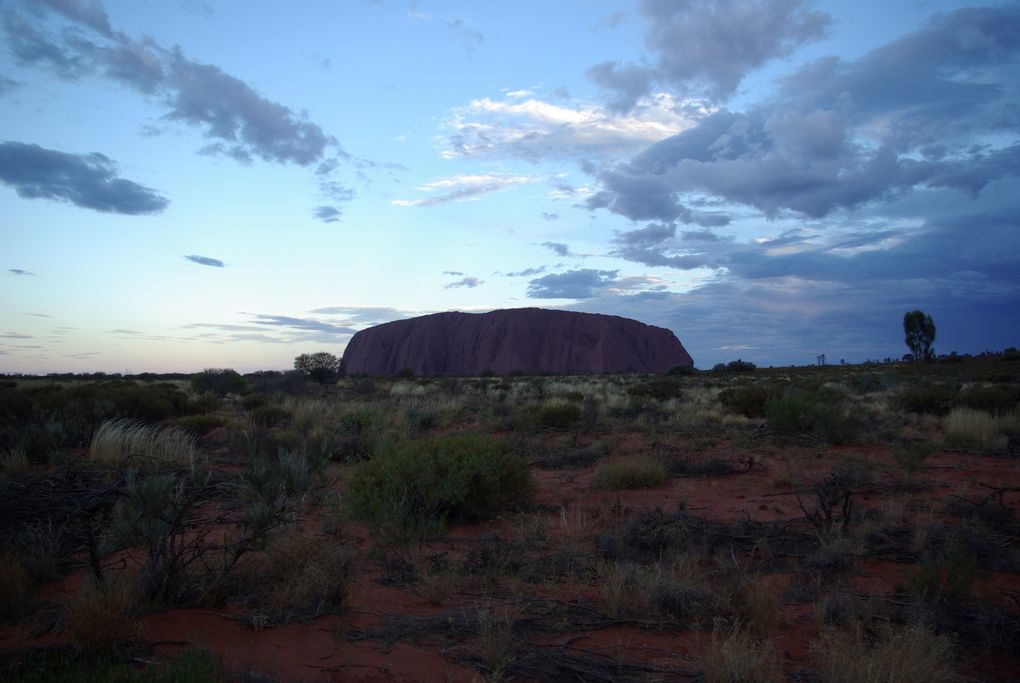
[1,358,1018,682]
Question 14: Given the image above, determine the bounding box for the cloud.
[542,242,570,257]
[444,276,483,289]
[443,91,701,162]
[0,332,33,339]
[180,0,213,18]
[183,254,225,268]
[443,270,464,276]
[4,3,340,168]
[0,75,21,95]
[444,18,484,52]
[9,268,35,276]
[527,269,620,299]
[307,306,417,328]
[540,212,559,221]
[393,174,536,206]
[592,0,830,106]
[586,6,1020,223]
[249,314,355,334]
[313,205,342,223]
[0,141,169,214]
[503,266,547,277]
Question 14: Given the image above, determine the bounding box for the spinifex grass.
[90,418,198,468]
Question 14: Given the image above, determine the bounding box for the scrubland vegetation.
[0,355,1018,681]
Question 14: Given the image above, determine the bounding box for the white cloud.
[393,174,537,206]
[442,92,707,161]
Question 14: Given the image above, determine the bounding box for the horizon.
[3,1,1019,374]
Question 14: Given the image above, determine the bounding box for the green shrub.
[248,405,292,428]
[717,384,772,418]
[174,414,224,437]
[535,403,581,429]
[909,538,977,605]
[593,456,667,490]
[892,383,956,415]
[956,384,1018,416]
[190,369,246,397]
[765,389,862,444]
[240,394,267,410]
[627,377,684,401]
[346,433,533,549]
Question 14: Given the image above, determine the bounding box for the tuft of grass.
[174,414,224,437]
[0,446,30,478]
[700,623,781,683]
[89,418,198,468]
[0,551,34,620]
[814,622,957,683]
[943,407,1018,450]
[592,455,667,490]
[65,576,137,656]
[476,607,516,681]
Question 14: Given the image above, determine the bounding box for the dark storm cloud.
[3,3,340,168]
[527,269,620,299]
[183,254,225,268]
[9,268,35,276]
[444,276,483,289]
[587,6,1020,225]
[591,0,830,106]
[0,141,169,214]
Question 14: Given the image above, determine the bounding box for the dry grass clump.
[592,455,667,490]
[476,606,517,681]
[700,623,781,683]
[813,622,958,683]
[0,551,34,620]
[239,532,353,622]
[90,417,198,467]
[65,575,137,655]
[943,407,1019,450]
[0,446,30,478]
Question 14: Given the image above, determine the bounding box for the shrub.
[718,384,772,418]
[0,447,30,478]
[909,537,977,605]
[248,404,292,428]
[346,433,533,550]
[535,402,581,429]
[893,383,956,415]
[240,394,267,410]
[593,456,667,490]
[712,359,757,374]
[766,389,862,444]
[956,384,1018,416]
[627,377,684,401]
[174,414,223,437]
[190,369,246,397]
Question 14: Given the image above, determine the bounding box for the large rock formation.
[341,308,693,376]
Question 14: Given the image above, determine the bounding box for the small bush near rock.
[717,384,772,418]
[347,433,533,549]
[535,403,581,429]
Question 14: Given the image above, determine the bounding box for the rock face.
[341,308,693,376]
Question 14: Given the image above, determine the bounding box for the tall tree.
[903,310,936,363]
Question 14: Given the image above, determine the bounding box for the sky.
[1,0,1018,373]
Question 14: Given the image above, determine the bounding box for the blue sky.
[1,0,1018,373]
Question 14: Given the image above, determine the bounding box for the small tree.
[903,310,936,363]
[191,368,246,397]
[294,352,342,384]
